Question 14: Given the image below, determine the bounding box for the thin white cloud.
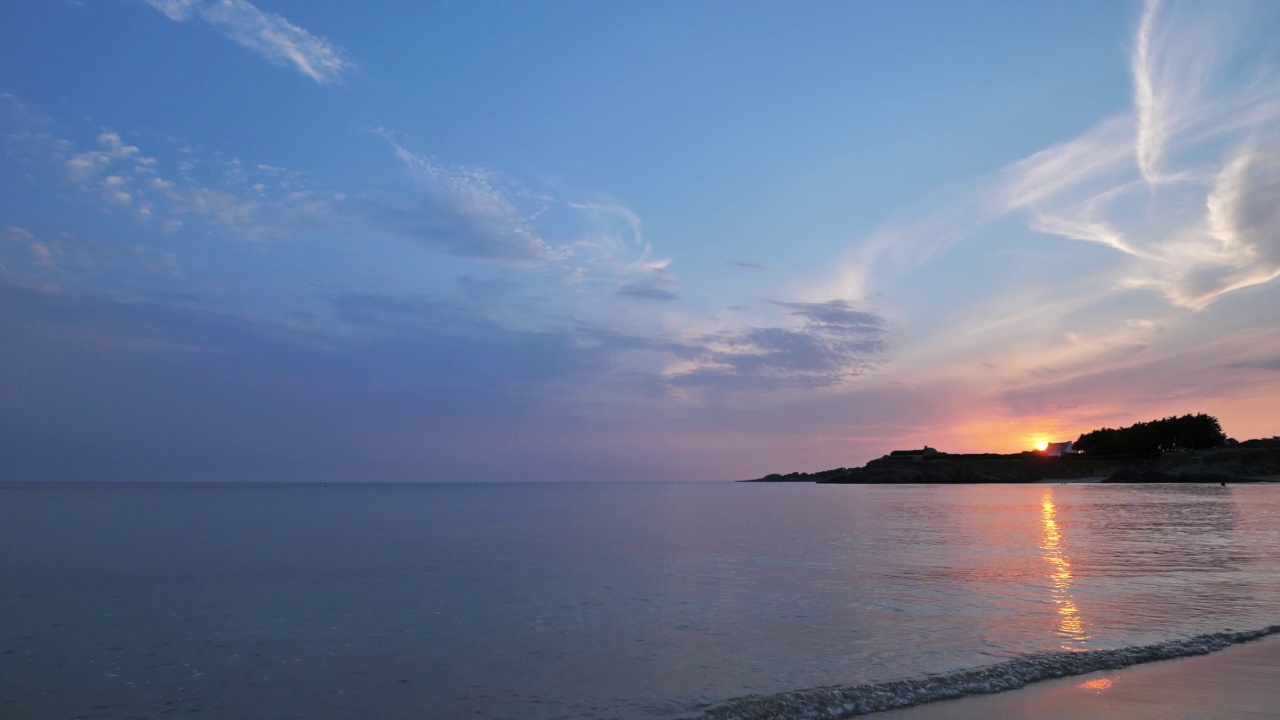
[380,133,675,295]
[0,98,343,242]
[994,116,1137,211]
[4,226,36,243]
[145,0,200,21]
[1159,140,1280,309]
[30,242,54,268]
[660,300,889,388]
[1028,211,1150,259]
[1132,0,1164,184]
[143,0,352,84]
[566,201,674,282]
[3,226,56,268]
[381,136,568,264]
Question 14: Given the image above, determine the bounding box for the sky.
[2,0,1280,482]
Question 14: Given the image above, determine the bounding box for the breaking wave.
[690,625,1280,719]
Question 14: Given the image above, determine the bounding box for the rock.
[819,454,1040,483]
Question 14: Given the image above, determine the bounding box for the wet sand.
[878,635,1280,720]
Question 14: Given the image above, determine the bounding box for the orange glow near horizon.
[1034,439,1049,452]
[922,393,1276,458]
[929,416,1077,456]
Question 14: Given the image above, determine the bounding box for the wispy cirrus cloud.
[3,226,56,269]
[379,134,676,291]
[377,136,567,264]
[1161,139,1280,308]
[2,94,345,247]
[1131,0,1168,185]
[663,300,889,388]
[143,0,352,84]
[827,0,1280,315]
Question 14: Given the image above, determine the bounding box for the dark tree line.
[1074,413,1226,455]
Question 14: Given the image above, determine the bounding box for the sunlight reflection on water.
[1040,489,1091,649]
[1077,676,1114,692]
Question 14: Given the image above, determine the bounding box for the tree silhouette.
[1074,413,1226,455]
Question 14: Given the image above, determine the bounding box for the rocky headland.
[744,438,1280,484]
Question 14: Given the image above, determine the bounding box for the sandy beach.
[878,636,1280,720]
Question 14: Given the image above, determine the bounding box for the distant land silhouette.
[746,415,1280,484]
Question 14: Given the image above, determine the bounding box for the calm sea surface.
[2,482,1278,719]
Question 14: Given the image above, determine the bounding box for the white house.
[1043,441,1076,456]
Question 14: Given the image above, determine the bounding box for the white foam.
[692,625,1280,720]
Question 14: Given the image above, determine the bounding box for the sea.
[2,481,1278,719]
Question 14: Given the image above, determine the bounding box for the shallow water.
[1,482,1278,719]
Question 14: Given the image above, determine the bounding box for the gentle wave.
[690,625,1280,719]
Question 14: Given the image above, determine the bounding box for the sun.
[1035,440,1050,452]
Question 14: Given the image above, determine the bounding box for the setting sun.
[1035,440,1050,452]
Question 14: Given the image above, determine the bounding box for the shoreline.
[876,635,1280,720]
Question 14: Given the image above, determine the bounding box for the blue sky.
[3,0,1280,482]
